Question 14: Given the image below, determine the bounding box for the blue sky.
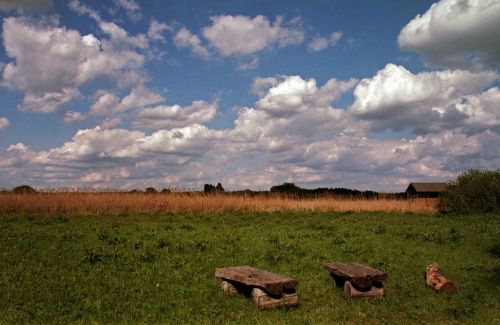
[0,0,499,191]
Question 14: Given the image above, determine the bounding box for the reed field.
[1,192,498,324]
[0,192,437,215]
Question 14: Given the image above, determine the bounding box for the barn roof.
[406,182,447,193]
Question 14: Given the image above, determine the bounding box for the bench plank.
[215,266,298,296]
[324,262,387,289]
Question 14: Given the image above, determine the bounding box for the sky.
[0,0,499,191]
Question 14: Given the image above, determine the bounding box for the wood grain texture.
[251,288,298,309]
[215,266,298,296]
[324,262,387,289]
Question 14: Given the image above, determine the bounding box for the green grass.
[1,211,499,324]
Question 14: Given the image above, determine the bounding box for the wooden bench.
[323,262,388,298]
[215,266,299,309]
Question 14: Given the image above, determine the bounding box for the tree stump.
[215,266,299,309]
[324,262,387,299]
[425,263,458,293]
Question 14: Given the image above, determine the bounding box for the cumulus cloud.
[202,15,304,56]
[1,60,498,191]
[251,76,280,96]
[134,100,217,129]
[148,19,171,43]
[236,57,259,71]
[256,75,357,117]
[114,0,142,21]
[174,27,210,59]
[81,171,106,183]
[63,111,85,124]
[47,127,145,161]
[0,117,10,130]
[351,63,499,133]
[90,86,165,116]
[308,31,343,52]
[1,16,146,112]
[0,0,53,12]
[140,124,221,158]
[398,0,500,69]
[18,88,81,113]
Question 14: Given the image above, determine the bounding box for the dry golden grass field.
[0,192,437,215]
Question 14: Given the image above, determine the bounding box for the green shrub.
[438,169,500,214]
[12,185,37,194]
[145,187,157,194]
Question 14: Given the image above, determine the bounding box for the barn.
[405,183,447,198]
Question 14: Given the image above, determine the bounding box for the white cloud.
[398,0,500,69]
[308,31,343,52]
[1,16,147,112]
[81,171,106,183]
[114,0,141,21]
[134,100,217,129]
[90,86,165,115]
[174,27,210,59]
[63,111,85,124]
[351,64,499,133]
[0,117,10,130]
[48,127,145,161]
[251,76,279,97]
[140,124,221,157]
[0,0,53,12]
[97,117,122,129]
[237,57,259,71]
[256,75,357,117]
[202,15,304,56]
[18,88,81,113]
[70,0,147,49]
[148,19,171,43]
[99,21,148,49]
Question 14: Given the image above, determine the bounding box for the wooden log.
[425,263,458,293]
[329,272,348,288]
[343,281,384,299]
[324,262,387,290]
[251,288,298,309]
[215,266,298,296]
[221,280,239,296]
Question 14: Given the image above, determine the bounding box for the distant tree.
[145,187,158,194]
[12,185,37,194]
[215,183,225,192]
[270,183,302,194]
[204,183,225,193]
[438,169,500,214]
[161,188,171,194]
[204,184,215,193]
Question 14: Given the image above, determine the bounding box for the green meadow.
[1,211,499,324]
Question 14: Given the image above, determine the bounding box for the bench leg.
[251,288,299,309]
[221,280,239,296]
[344,281,384,299]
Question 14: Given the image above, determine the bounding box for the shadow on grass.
[487,243,500,258]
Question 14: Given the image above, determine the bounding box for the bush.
[12,185,37,194]
[438,169,500,214]
[145,187,157,194]
[204,183,224,193]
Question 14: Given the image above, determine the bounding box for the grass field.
[1,208,499,324]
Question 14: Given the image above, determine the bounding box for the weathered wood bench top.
[324,262,387,289]
[215,266,298,296]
